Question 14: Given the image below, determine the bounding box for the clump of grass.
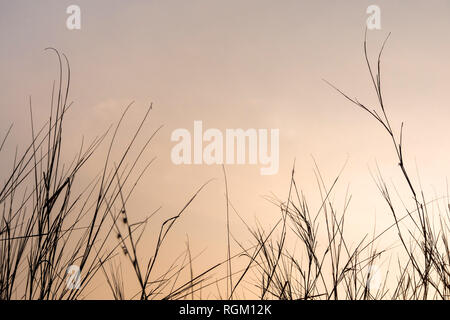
[2,32,450,300]
[227,30,450,300]
[229,162,387,300]
[325,30,450,299]
[0,49,215,300]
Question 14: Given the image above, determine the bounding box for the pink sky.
[1,0,450,298]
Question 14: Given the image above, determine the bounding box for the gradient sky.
[1,0,450,298]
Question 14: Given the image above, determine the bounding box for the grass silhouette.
[1,33,449,300]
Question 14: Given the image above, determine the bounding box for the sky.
[1,0,450,298]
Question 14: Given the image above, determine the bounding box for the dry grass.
[1,33,450,300]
